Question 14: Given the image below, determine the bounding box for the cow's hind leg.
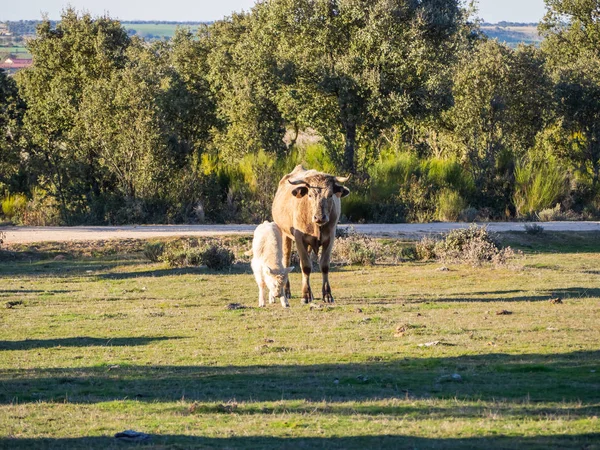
[282,235,293,298]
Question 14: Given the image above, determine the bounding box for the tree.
[0,69,25,192]
[15,9,131,221]
[540,0,600,191]
[252,0,469,173]
[440,40,551,213]
[206,12,287,161]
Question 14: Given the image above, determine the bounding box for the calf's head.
[288,175,350,226]
[264,266,294,305]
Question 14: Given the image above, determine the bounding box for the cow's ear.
[334,185,350,198]
[291,186,308,198]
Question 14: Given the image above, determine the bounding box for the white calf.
[251,221,294,308]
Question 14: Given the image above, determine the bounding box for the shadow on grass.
[1,350,598,412]
[0,289,72,295]
[353,287,600,305]
[0,336,182,351]
[98,263,251,280]
[0,258,143,277]
[0,259,250,279]
[435,287,600,302]
[1,433,599,450]
[500,231,600,254]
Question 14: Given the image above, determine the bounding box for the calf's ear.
[285,266,295,274]
[334,185,350,198]
[291,186,309,198]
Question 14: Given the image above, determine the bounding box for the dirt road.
[2,222,599,244]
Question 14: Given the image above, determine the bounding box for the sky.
[1,0,547,24]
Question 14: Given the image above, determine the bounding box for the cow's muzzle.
[314,216,329,226]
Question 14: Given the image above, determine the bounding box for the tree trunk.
[343,122,356,174]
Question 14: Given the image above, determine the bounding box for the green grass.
[0,45,31,58]
[0,233,599,449]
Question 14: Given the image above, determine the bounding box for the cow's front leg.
[294,233,313,304]
[320,237,334,303]
[282,235,293,299]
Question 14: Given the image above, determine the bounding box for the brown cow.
[272,165,350,303]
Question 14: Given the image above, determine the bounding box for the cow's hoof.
[323,295,335,304]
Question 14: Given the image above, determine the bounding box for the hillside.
[481,23,542,47]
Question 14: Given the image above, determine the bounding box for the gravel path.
[2,222,600,244]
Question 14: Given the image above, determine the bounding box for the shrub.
[143,242,165,262]
[537,203,564,222]
[418,225,517,266]
[524,223,545,235]
[160,240,203,267]
[398,246,418,261]
[459,207,479,222]
[436,189,466,222]
[332,230,379,265]
[21,189,61,226]
[415,236,438,261]
[201,244,235,270]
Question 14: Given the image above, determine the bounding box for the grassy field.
[0,232,598,449]
[481,25,542,47]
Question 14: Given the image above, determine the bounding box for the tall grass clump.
[513,158,568,218]
[369,151,421,201]
[366,151,474,223]
[436,189,467,222]
[298,143,336,174]
[1,193,27,220]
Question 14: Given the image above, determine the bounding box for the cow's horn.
[335,175,350,184]
[288,178,308,186]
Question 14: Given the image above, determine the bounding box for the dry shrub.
[537,203,564,222]
[415,236,438,261]
[417,225,518,266]
[332,229,380,265]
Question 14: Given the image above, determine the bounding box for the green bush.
[143,242,165,262]
[160,240,203,267]
[1,190,60,225]
[201,244,235,270]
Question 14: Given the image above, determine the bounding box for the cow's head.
[288,174,350,226]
